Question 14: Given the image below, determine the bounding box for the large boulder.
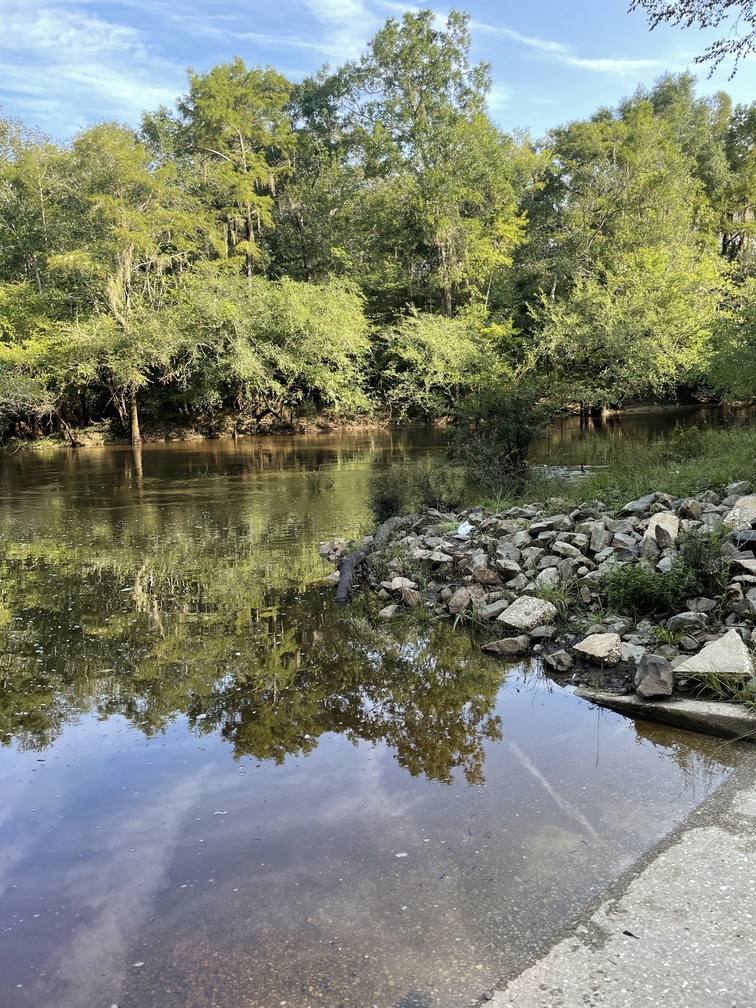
[496,596,558,632]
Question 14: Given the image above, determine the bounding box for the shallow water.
[0,428,749,1008]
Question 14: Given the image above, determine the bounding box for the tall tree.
[177,58,293,277]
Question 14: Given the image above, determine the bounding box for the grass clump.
[683,670,756,711]
[601,527,730,617]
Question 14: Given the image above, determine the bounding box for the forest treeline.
[3,8,756,444]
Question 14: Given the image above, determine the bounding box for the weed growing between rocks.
[684,669,756,711]
[600,527,730,617]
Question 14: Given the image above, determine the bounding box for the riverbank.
[322,480,756,740]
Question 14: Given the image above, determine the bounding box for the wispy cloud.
[0,1,184,135]
[472,17,662,75]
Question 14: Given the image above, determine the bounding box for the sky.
[3,0,756,142]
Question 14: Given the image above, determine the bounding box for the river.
[0,415,752,1008]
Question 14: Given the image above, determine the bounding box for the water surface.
[0,428,748,1008]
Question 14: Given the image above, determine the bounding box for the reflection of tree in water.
[0,532,505,783]
[192,605,505,785]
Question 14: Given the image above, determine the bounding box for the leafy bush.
[368,460,465,522]
[447,379,556,493]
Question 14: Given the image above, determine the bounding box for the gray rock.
[493,558,523,581]
[726,481,752,496]
[612,532,639,549]
[679,635,700,652]
[621,642,646,664]
[674,629,755,677]
[529,624,556,639]
[478,598,511,620]
[621,493,657,514]
[656,556,674,574]
[508,573,530,592]
[391,576,418,592]
[678,498,703,520]
[724,494,756,532]
[447,586,473,615]
[573,632,623,666]
[639,536,661,560]
[686,597,719,613]
[482,634,531,656]
[589,525,613,553]
[535,566,561,588]
[552,540,584,560]
[543,649,573,672]
[497,596,558,632]
[698,489,721,505]
[635,653,675,697]
[666,611,709,634]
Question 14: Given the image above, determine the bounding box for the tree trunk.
[334,515,416,604]
[130,391,142,445]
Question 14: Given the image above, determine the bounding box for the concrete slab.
[487,756,756,1008]
[573,688,756,741]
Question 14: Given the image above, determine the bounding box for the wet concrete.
[489,747,756,1007]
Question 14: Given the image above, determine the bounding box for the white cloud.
[472,16,663,76]
[0,1,184,135]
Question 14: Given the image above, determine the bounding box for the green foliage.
[368,459,465,522]
[682,669,756,710]
[601,527,729,616]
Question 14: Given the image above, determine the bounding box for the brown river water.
[0,414,753,1008]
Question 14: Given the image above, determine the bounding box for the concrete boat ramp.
[485,745,756,1008]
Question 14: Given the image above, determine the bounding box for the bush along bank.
[320,482,756,736]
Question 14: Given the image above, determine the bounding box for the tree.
[528,99,728,404]
[338,9,528,316]
[177,58,293,277]
[630,1,756,76]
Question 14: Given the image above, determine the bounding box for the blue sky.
[3,0,756,141]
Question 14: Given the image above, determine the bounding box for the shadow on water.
[0,426,752,1008]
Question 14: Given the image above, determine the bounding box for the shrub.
[601,527,730,616]
[368,460,465,522]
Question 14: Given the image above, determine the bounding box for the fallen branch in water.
[334,514,416,604]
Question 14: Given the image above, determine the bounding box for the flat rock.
[378,603,399,619]
[724,494,756,532]
[391,576,418,592]
[482,635,530,656]
[666,611,709,634]
[574,688,756,740]
[674,629,755,678]
[496,596,558,632]
[572,632,623,666]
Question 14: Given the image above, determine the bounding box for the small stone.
[482,634,531,656]
[646,512,680,549]
[391,576,418,592]
[678,498,703,520]
[678,635,699,652]
[448,587,473,615]
[401,586,422,608]
[666,611,709,634]
[726,481,752,497]
[378,604,399,619]
[621,642,646,664]
[543,649,573,672]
